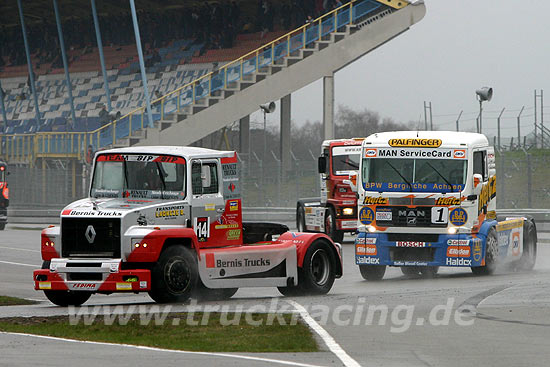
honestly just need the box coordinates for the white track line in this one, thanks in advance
[0,246,40,253]
[0,331,326,367]
[287,300,361,367]
[0,260,38,268]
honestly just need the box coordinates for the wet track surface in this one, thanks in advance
[1,227,550,367]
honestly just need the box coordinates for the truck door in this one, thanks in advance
[190,159,225,246]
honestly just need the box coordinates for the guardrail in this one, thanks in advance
[0,0,394,164]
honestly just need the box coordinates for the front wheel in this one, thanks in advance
[359,265,386,281]
[300,239,336,295]
[471,229,498,276]
[401,266,420,277]
[296,205,306,232]
[325,207,344,243]
[420,266,439,278]
[149,245,198,303]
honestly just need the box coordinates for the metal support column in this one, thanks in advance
[129,0,153,128]
[91,0,112,112]
[423,101,433,130]
[280,94,291,178]
[17,0,41,124]
[455,110,463,132]
[239,115,250,154]
[497,108,505,151]
[0,80,8,127]
[517,106,525,149]
[323,74,334,140]
[53,0,77,126]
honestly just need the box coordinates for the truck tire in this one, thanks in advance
[401,266,420,276]
[300,239,336,294]
[325,207,344,243]
[518,221,537,271]
[359,265,386,281]
[471,228,498,276]
[149,245,198,303]
[41,261,91,307]
[193,279,238,301]
[420,266,439,278]
[277,285,303,297]
[296,205,306,232]
[0,223,5,231]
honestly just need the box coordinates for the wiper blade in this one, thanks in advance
[338,158,359,170]
[386,161,413,192]
[155,161,166,199]
[426,162,455,193]
[123,159,129,193]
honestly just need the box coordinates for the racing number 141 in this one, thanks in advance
[431,207,448,224]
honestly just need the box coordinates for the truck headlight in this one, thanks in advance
[447,227,458,234]
[368,226,377,233]
[343,207,354,216]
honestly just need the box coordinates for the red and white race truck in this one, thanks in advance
[0,160,9,231]
[33,146,342,306]
[296,139,363,242]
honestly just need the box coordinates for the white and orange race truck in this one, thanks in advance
[351,131,537,280]
[296,138,363,242]
[33,146,342,306]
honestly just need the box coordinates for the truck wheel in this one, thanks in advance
[359,265,386,281]
[471,228,498,276]
[296,205,306,232]
[325,207,344,243]
[149,245,198,303]
[277,285,303,297]
[401,266,420,276]
[300,239,336,294]
[41,262,91,306]
[0,223,5,231]
[519,221,537,271]
[420,266,439,278]
[193,279,238,301]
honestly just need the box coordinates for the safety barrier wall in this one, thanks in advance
[0,0,391,163]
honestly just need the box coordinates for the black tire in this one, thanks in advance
[41,261,91,307]
[148,245,198,303]
[419,266,439,278]
[401,266,420,276]
[300,239,336,294]
[0,222,5,231]
[471,228,498,276]
[296,205,306,232]
[325,207,344,243]
[193,279,238,301]
[519,221,537,271]
[277,285,303,297]
[359,265,386,281]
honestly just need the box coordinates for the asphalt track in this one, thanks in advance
[1,226,550,367]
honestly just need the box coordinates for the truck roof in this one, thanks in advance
[98,146,235,160]
[322,138,364,148]
[364,131,489,149]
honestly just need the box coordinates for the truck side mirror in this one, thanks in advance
[472,173,482,195]
[318,156,327,174]
[343,172,358,192]
[201,165,211,188]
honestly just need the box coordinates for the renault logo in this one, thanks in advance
[85,225,96,244]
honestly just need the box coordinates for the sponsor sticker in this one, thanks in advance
[396,241,426,248]
[340,220,357,229]
[356,244,377,256]
[364,148,378,158]
[355,237,377,245]
[435,197,461,206]
[359,207,374,225]
[512,231,521,256]
[449,208,468,226]
[473,240,482,262]
[447,246,471,257]
[453,149,466,159]
[363,196,389,205]
[388,138,442,148]
[139,281,148,289]
[229,200,239,211]
[116,283,132,291]
[376,209,392,221]
[205,203,216,211]
[446,258,472,266]
[356,256,380,265]
[226,229,241,241]
[39,281,52,290]
[447,239,470,246]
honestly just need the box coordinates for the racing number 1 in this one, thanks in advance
[431,207,448,224]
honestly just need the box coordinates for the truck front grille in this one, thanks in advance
[376,206,447,228]
[62,218,121,258]
[390,247,436,263]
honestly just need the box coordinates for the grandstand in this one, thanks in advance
[0,0,425,167]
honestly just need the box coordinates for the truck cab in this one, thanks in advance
[297,139,363,242]
[0,160,8,230]
[354,131,537,280]
[34,146,342,306]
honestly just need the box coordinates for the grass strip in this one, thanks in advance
[0,296,37,306]
[0,313,318,353]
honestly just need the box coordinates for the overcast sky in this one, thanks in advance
[254,0,549,140]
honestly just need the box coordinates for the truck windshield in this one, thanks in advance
[362,158,467,193]
[332,146,361,176]
[91,154,186,199]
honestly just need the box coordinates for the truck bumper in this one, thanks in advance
[33,258,151,292]
[354,232,485,268]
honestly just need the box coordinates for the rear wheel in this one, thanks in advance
[294,239,336,295]
[518,221,537,271]
[359,265,386,281]
[149,245,198,303]
[471,229,498,276]
[41,261,91,306]
[325,207,344,243]
[296,205,306,232]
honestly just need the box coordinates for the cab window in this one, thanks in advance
[473,151,487,181]
[191,162,219,195]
